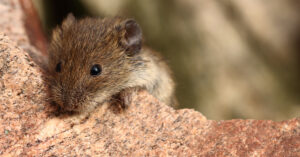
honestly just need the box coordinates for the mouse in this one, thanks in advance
[48,14,175,115]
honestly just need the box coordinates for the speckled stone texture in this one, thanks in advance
[0,0,47,69]
[0,0,299,156]
[0,34,299,157]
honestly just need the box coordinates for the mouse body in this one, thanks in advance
[48,14,175,113]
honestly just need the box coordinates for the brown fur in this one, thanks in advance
[48,14,175,114]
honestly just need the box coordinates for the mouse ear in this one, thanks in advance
[120,19,142,56]
[50,13,75,46]
[62,13,76,30]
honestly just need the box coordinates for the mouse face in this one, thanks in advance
[48,14,143,112]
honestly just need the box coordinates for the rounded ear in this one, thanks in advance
[62,13,76,30]
[51,13,75,44]
[121,19,143,56]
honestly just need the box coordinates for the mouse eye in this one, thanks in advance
[56,62,62,72]
[90,64,102,76]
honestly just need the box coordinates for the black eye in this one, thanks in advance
[56,62,62,72]
[90,64,102,76]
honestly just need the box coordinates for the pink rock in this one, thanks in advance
[0,0,299,156]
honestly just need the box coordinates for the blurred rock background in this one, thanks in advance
[32,0,300,120]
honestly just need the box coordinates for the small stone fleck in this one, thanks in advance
[4,129,9,135]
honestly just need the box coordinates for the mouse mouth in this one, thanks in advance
[62,97,87,112]
[52,97,83,112]
[63,103,79,111]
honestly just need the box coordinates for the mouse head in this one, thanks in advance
[48,14,143,112]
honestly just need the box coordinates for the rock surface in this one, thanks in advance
[0,0,299,156]
[0,0,47,69]
[0,33,299,157]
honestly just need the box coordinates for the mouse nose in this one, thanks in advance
[61,91,82,111]
[63,99,74,111]
[61,94,74,111]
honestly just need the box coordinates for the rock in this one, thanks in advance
[0,33,299,156]
[0,0,299,156]
[0,33,49,156]
[0,0,47,70]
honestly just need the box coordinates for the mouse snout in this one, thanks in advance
[60,90,85,111]
[62,98,76,111]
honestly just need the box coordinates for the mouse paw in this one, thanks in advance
[118,89,133,109]
[111,88,138,112]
